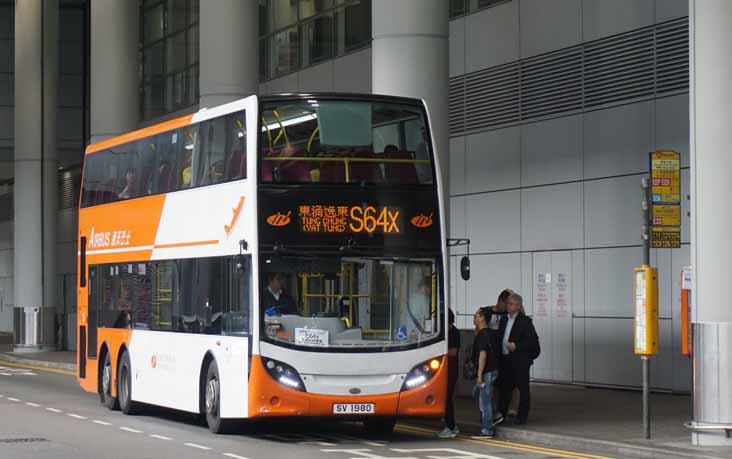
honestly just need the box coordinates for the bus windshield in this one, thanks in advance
[261,256,442,350]
[260,98,434,185]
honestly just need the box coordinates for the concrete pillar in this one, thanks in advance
[371,0,450,204]
[689,0,732,446]
[199,0,259,108]
[90,0,138,143]
[13,0,58,351]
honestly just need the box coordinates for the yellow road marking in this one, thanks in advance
[396,424,616,459]
[0,359,76,377]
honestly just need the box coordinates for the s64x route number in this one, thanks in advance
[349,206,399,233]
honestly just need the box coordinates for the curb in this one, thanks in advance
[447,420,729,459]
[0,353,77,373]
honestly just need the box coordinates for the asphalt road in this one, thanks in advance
[0,363,621,459]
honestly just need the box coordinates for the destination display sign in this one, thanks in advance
[258,189,440,250]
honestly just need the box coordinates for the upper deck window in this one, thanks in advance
[259,99,434,185]
[81,110,246,207]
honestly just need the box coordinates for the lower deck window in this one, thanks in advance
[88,255,251,336]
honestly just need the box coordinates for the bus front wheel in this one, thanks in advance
[204,360,233,434]
[118,351,138,415]
[363,417,396,436]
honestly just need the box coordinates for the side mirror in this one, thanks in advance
[460,256,470,281]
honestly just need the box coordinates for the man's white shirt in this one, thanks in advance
[502,313,518,355]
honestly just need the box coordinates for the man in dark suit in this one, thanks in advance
[262,272,298,315]
[497,292,540,425]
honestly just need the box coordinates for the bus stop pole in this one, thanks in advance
[641,178,651,440]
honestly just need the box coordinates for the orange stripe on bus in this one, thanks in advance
[153,240,219,249]
[85,114,194,155]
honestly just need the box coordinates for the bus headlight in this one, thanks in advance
[263,358,306,392]
[402,357,442,391]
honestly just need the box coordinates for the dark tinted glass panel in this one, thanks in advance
[88,256,251,335]
[81,110,246,207]
[260,99,433,185]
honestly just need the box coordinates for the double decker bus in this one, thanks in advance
[77,93,448,434]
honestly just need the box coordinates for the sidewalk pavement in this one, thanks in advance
[1,351,731,459]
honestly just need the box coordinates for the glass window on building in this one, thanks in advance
[449,0,467,18]
[140,0,200,121]
[259,0,371,80]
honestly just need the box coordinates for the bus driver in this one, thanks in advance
[263,272,298,315]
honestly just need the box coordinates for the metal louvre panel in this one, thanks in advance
[463,62,519,131]
[450,17,690,138]
[521,47,582,119]
[584,28,655,108]
[449,76,466,135]
[656,18,689,94]
[59,173,75,210]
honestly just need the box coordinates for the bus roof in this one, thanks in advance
[84,93,426,156]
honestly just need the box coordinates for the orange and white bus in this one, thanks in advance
[77,93,448,434]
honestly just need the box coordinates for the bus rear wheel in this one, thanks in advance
[118,351,138,415]
[204,360,233,434]
[363,417,396,436]
[100,352,119,410]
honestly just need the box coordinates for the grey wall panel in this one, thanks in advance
[681,168,690,244]
[572,317,586,382]
[652,248,673,319]
[0,161,10,181]
[466,252,522,311]
[0,40,11,72]
[259,82,268,95]
[655,0,688,23]
[651,319,674,390]
[449,136,466,196]
[521,182,583,251]
[0,221,11,249]
[0,6,12,39]
[521,251,533,315]
[334,48,372,94]
[59,74,82,108]
[584,175,643,248]
[57,108,82,142]
[266,73,299,94]
[531,252,552,379]
[519,0,581,59]
[521,115,583,187]
[465,1,519,73]
[56,241,76,275]
[449,196,466,240]
[551,251,573,382]
[0,107,13,140]
[586,318,641,386]
[584,101,654,179]
[572,249,585,317]
[671,245,691,392]
[655,95,690,168]
[0,247,10,277]
[449,17,465,78]
[298,61,334,93]
[0,277,12,331]
[465,126,520,194]
[59,41,82,75]
[466,190,521,253]
[581,0,654,42]
[0,73,12,106]
[57,209,77,244]
[585,247,642,318]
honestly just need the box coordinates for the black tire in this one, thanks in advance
[100,352,119,411]
[117,351,138,415]
[204,360,234,434]
[363,417,397,436]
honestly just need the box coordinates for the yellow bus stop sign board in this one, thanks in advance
[650,151,680,203]
[650,151,681,249]
[651,204,681,226]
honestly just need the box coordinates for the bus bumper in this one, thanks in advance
[248,355,447,419]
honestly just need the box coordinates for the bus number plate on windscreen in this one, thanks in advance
[333,403,375,414]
